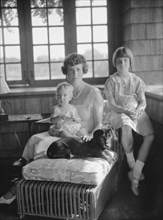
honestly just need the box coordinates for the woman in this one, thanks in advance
[104,46,154,196]
[0,53,104,204]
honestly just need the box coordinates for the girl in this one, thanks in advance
[104,46,154,196]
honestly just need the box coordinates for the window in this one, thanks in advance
[0,0,109,87]
[76,0,109,83]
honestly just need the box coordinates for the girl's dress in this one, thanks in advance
[104,72,154,136]
[22,86,102,161]
[49,104,81,136]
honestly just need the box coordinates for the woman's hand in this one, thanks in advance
[82,134,93,142]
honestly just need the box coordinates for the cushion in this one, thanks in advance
[23,150,117,186]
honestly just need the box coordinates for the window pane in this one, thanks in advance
[94,61,108,77]
[77,26,91,43]
[0,65,5,77]
[6,64,22,80]
[31,0,46,8]
[76,8,91,25]
[48,8,63,26]
[2,9,18,26]
[47,0,63,7]
[93,26,107,42]
[35,63,49,80]
[50,45,65,61]
[33,46,49,62]
[92,0,107,6]
[92,7,107,24]
[31,9,47,26]
[76,0,90,6]
[1,0,17,7]
[77,44,92,60]
[49,27,64,43]
[0,28,2,44]
[51,63,65,79]
[84,61,93,78]
[32,28,48,44]
[4,27,20,44]
[0,47,4,62]
[94,43,108,59]
[5,46,20,62]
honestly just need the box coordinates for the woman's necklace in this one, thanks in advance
[73,83,85,99]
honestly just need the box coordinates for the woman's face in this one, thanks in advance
[116,57,130,73]
[66,64,83,85]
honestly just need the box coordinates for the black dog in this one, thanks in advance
[47,129,108,161]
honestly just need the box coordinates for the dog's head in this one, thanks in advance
[92,129,106,150]
[47,140,71,159]
[103,127,118,149]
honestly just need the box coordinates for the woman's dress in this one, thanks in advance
[22,86,102,161]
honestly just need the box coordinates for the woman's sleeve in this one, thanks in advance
[104,77,115,102]
[72,106,81,123]
[91,88,104,132]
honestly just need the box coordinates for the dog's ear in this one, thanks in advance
[93,129,104,139]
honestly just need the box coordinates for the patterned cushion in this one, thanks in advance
[23,150,117,186]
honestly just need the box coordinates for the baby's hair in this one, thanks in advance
[112,46,133,67]
[56,82,74,99]
[61,52,88,75]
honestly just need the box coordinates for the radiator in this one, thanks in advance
[17,179,98,220]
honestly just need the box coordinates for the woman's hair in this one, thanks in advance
[61,52,88,75]
[112,46,133,67]
[56,82,74,99]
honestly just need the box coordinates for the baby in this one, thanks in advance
[49,82,87,138]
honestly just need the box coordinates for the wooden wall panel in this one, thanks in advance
[24,97,41,114]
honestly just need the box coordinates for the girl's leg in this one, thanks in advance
[130,133,154,196]
[121,125,135,169]
[137,134,154,162]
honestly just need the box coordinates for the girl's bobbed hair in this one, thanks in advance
[61,52,88,75]
[112,46,133,67]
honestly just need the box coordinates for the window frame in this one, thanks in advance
[0,0,112,88]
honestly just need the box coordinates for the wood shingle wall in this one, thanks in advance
[123,0,163,85]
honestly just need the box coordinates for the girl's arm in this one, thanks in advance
[104,79,130,114]
[135,81,146,118]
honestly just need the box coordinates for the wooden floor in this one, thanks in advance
[0,136,162,220]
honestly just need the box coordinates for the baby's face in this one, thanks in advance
[57,88,72,106]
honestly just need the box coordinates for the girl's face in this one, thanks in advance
[57,88,72,107]
[66,64,83,85]
[116,57,130,73]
